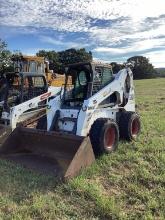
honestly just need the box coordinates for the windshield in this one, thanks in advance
[63,64,92,107]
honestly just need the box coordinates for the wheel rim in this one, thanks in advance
[104,127,116,149]
[131,118,140,138]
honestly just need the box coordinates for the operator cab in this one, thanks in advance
[0,72,47,113]
[62,62,114,108]
[13,56,45,74]
[62,63,92,108]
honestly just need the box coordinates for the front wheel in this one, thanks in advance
[89,118,119,156]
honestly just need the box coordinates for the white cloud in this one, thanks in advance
[1,0,165,32]
[89,16,165,47]
[40,36,89,48]
[0,0,165,66]
[144,50,165,67]
[94,38,165,54]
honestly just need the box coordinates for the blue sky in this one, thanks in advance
[0,0,165,67]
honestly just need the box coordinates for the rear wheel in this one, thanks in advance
[119,111,141,141]
[36,115,47,130]
[89,118,119,156]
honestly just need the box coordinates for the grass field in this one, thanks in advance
[0,78,165,220]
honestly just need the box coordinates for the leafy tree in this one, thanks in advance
[127,56,156,79]
[58,48,92,65]
[36,50,61,73]
[36,48,93,73]
[0,39,12,74]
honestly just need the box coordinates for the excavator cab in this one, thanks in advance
[13,56,45,74]
[11,55,65,87]
[0,72,47,111]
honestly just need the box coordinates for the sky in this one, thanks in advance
[0,0,165,67]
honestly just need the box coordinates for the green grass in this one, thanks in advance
[0,78,165,220]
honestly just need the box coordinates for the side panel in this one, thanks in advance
[76,105,118,136]
[76,67,135,136]
[47,94,61,130]
[10,87,61,130]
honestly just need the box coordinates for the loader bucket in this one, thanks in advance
[0,127,95,180]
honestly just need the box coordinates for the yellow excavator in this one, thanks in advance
[12,55,65,87]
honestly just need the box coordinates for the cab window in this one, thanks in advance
[32,76,45,88]
[92,66,113,95]
[30,61,36,72]
[37,63,44,73]
[102,67,113,86]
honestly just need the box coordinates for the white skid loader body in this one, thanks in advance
[47,62,135,136]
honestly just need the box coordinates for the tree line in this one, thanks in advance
[0,38,163,79]
[36,48,92,73]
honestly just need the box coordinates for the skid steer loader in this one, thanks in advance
[0,62,141,180]
[0,71,61,145]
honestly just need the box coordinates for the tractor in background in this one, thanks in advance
[11,55,65,87]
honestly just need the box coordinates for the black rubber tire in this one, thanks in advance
[89,118,119,156]
[36,115,47,130]
[119,111,141,141]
